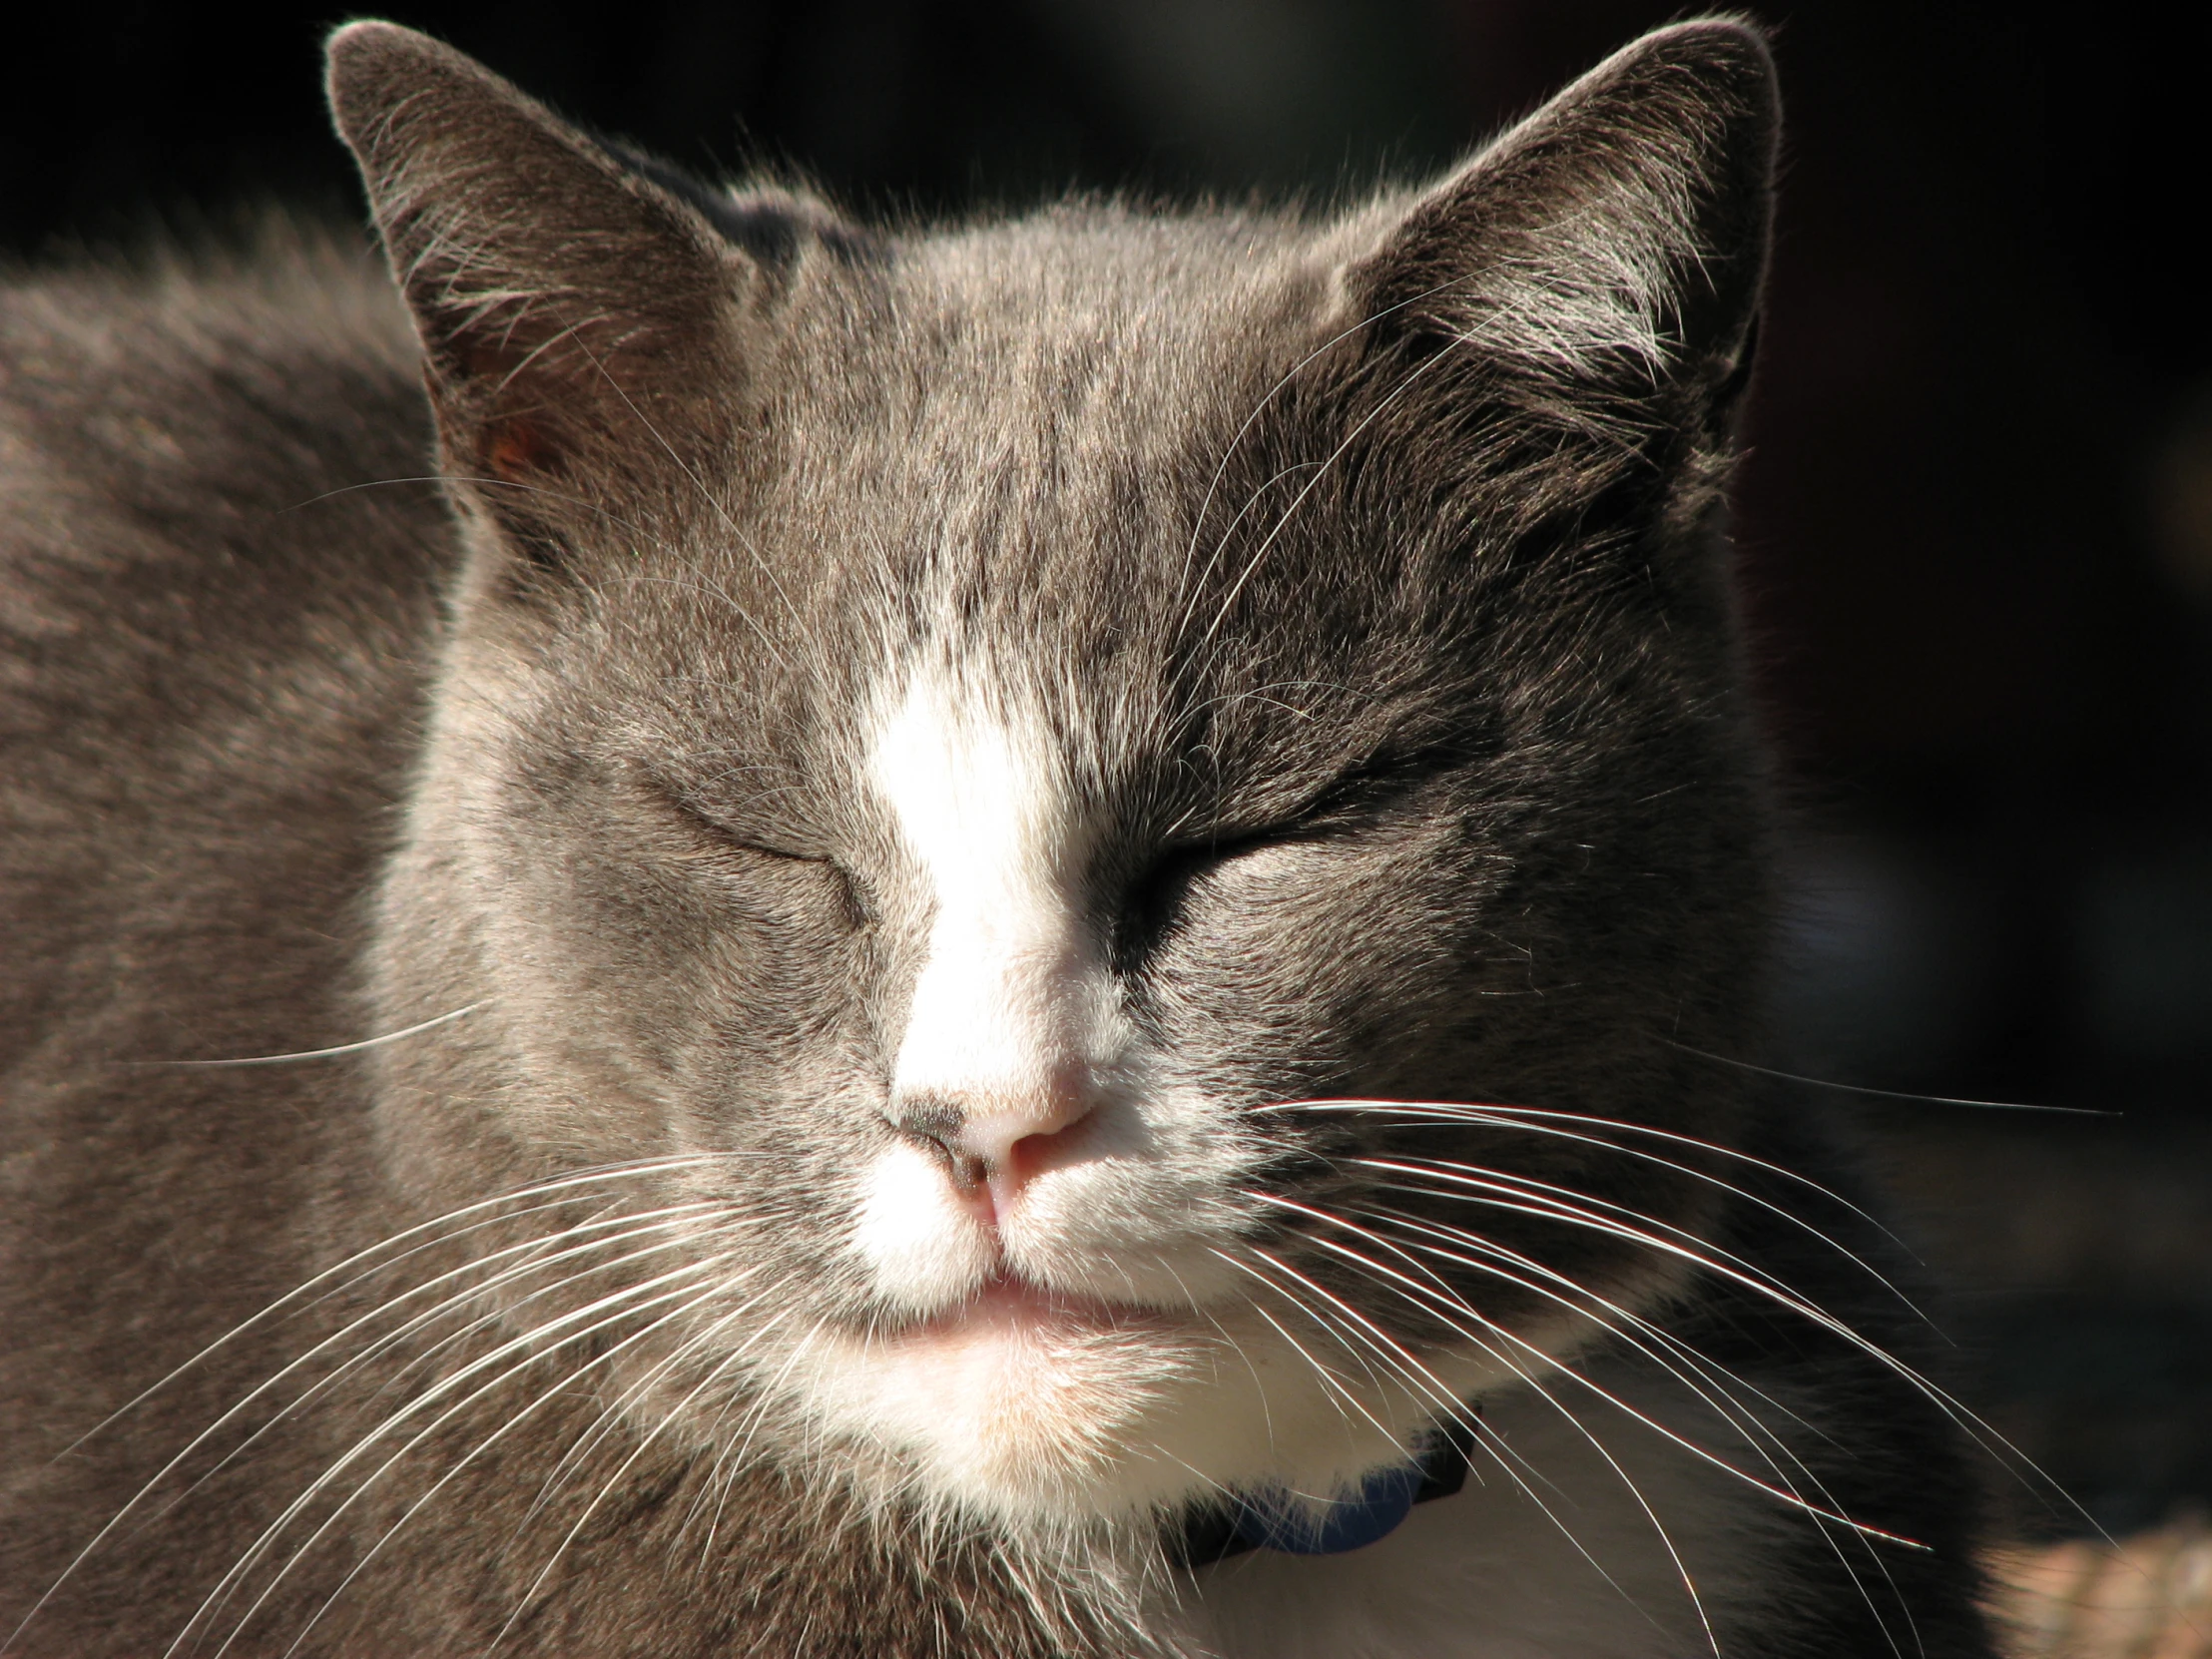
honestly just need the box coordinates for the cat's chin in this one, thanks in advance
[770,1285,1524,1536]
[888,1274,1174,1343]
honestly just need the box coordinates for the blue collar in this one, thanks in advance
[1170,1406,1479,1567]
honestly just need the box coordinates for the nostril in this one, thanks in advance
[891,1099,988,1193]
[1001,1115,1091,1189]
[890,1085,1101,1212]
[893,1098,962,1149]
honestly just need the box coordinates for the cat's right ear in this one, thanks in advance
[326,23,771,569]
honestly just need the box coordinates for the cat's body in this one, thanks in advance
[0,20,1996,1657]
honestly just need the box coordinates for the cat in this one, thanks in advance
[0,16,2000,1658]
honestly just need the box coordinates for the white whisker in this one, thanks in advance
[140,1001,486,1068]
[1245,1209,1726,1653]
[1252,1096,1911,1261]
[180,1256,746,1659]
[15,1169,735,1648]
[1328,1199,1928,1652]
[1349,1163,2086,1530]
[1221,1238,1656,1619]
[276,1274,759,1659]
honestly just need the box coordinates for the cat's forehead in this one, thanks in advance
[652,213,1441,797]
[788,212,1328,467]
[747,214,1351,626]
[906,211,1317,348]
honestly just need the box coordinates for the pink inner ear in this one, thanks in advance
[481,413,563,481]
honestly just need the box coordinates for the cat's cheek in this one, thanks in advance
[993,1118,1258,1305]
[849,1138,997,1313]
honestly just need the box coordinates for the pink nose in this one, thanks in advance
[893,1076,1098,1224]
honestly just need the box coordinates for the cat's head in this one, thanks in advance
[330,19,1779,1541]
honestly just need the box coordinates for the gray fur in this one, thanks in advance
[0,19,1996,1657]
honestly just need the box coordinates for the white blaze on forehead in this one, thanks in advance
[866,664,1121,1114]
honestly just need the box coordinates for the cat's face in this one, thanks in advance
[336,22,1778,1535]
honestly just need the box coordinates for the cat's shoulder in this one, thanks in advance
[0,225,450,966]
[0,224,451,763]
[1,223,446,617]
[2,224,426,494]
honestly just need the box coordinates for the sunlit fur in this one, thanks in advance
[0,16,2004,1659]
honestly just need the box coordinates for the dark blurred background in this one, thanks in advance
[7,0,2208,1540]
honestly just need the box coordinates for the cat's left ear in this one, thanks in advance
[1338,18,1778,431]
[326,23,798,565]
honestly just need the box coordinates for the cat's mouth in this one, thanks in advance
[884,1271,1181,1345]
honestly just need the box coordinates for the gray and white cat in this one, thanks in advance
[0,17,1998,1657]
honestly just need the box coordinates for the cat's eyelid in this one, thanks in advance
[721,836,829,867]
[1161,822,1317,864]
[689,819,827,869]
[649,779,828,867]
[1174,742,1464,857]
[665,795,872,922]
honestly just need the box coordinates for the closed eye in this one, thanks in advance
[1117,758,1453,957]
[649,784,871,925]
[1120,829,1287,953]
[1120,739,1466,929]
[656,788,816,865]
